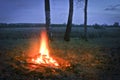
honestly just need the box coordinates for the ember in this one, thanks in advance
[31,29,59,67]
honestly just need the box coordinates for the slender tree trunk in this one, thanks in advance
[45,0,51,40]
[64,0,73,41]
[84,0,88,41]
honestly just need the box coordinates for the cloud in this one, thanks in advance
[104,4,120,11]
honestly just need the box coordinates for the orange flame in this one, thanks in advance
[31,29,59,67]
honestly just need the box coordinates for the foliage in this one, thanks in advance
[0,23,120,28]
[113,22,119,27]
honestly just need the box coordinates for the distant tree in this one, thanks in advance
[64,0,73,41]
[113,22,119,27]
[93,23,100,29]
[44,0,51,40]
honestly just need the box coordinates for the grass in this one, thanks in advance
[0,27,120,39]
[0,27,120,80]
[0,38,120,80]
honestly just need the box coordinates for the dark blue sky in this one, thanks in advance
[0,0,120,25]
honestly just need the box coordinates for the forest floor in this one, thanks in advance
[0,27,120,80]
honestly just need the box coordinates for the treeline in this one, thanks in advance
[0,23,119,28]
[0,23,45,28]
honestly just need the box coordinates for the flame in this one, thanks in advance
[31,29,59,67]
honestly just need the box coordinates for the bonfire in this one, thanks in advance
[30,29,59,67]
[26,29,70,68]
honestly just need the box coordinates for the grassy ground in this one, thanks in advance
[0,27,120,80]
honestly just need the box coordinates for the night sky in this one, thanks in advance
[0,0,120,25]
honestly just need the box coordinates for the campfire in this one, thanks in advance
[30,29,59,67]
[23,28,71,69]
[10,28,71,77]
[30,30,59,67]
